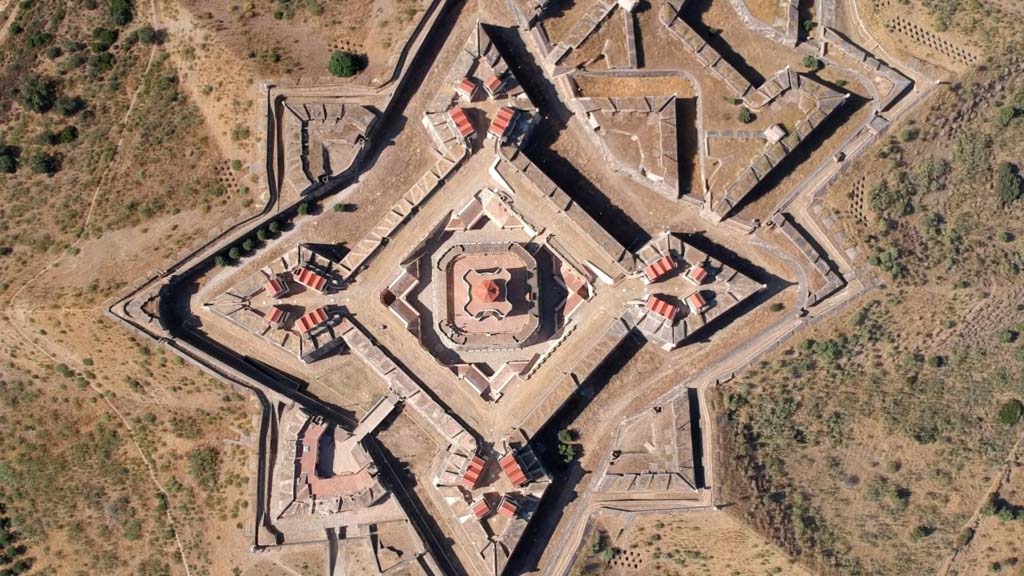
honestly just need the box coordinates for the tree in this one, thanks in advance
[109,0,134,26]
[214,254,228,267]
[91,27,118,52]
[997,162,1022,207]
[801,55,822,71]
[999,330,1018,343]
[137,25,162,45]
[55,95,86,116]
[328,50,363,78]
[998,399,1023,425]
[738,107,754,124]
[268,221,281,234]
[18,75,57,113]
[29,153,59,175]
[257,228,269,242]
[227,246,241,261]
[58,125,78,144]
[297,201,312,216]
[241,238,254,252]
[0,145,20,174]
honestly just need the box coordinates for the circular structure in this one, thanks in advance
[471,278,505,305]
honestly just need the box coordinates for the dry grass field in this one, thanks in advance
[713,3,1024,575]
[571,511,811,576]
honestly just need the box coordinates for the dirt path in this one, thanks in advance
[1,2,195,574]
[938,431,1024,576]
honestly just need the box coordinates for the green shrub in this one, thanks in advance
[801,55,822,71]
[18,75,57,113]
[214,254,228,267]
[55,95,86,116]
[999,330,1017,343]
[91,27,118,52]
[769,302,785,312]
[998,105,1018,127]
[738,107,754,124]
[997,162,1022,207]
[997,399,1023,425]
[137,25,161,45]
[29,152,60,175]
[333,202,357,212]
[297,201,311,216]
[901,127,920,142]
[109,0,133,26]
[328,50,363,78]
[187,446,220,491]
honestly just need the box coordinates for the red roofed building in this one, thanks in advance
[294,267,328,292]
[266,305,287,328]
[471,497,492,519]
[266,275,289,298]
[456,77,478,102]
[686,292,708,315]
[461,455,486,490]
[499,453,528,487]
[498,495,518,518]
[449,107,474,139]
[483,74,505,98]
[646,295,678,321]
[685,265,708,285]
[296,307,329,334]
[488,106,517,140]
[643,255,676,283]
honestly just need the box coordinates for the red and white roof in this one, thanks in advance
[685,265,708,284]
[471,497,491,519]
[499,453,528,487]
[266,305,286,325]
[484,74,504,96]
[643,255,676,283]
[498,496,518,518]
[296,307,329,334]
[449,107,474,138]
[266,276,289,298]
[294,267,328,292]
[488,106,516,139]
[456,77,476,99]
[461,455,486,490]
[686,292,707,315]
[646,295,678,321]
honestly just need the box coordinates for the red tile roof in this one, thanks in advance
[471,497,491,519]
[498,496,518,518]
[294,267,328,292]
[457,77,476,97]
[686,265,708,284]
[266,305,286,325]
[266,277,288,298]
[449,107,474,138]
[499,453,528,487]
[296,307,329,334]
[643,255,676,282]
[646,295,678,321]
[488,106,516,139]
[461,455,486,490]
[686,292,707,314]
[484,74,504,96]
